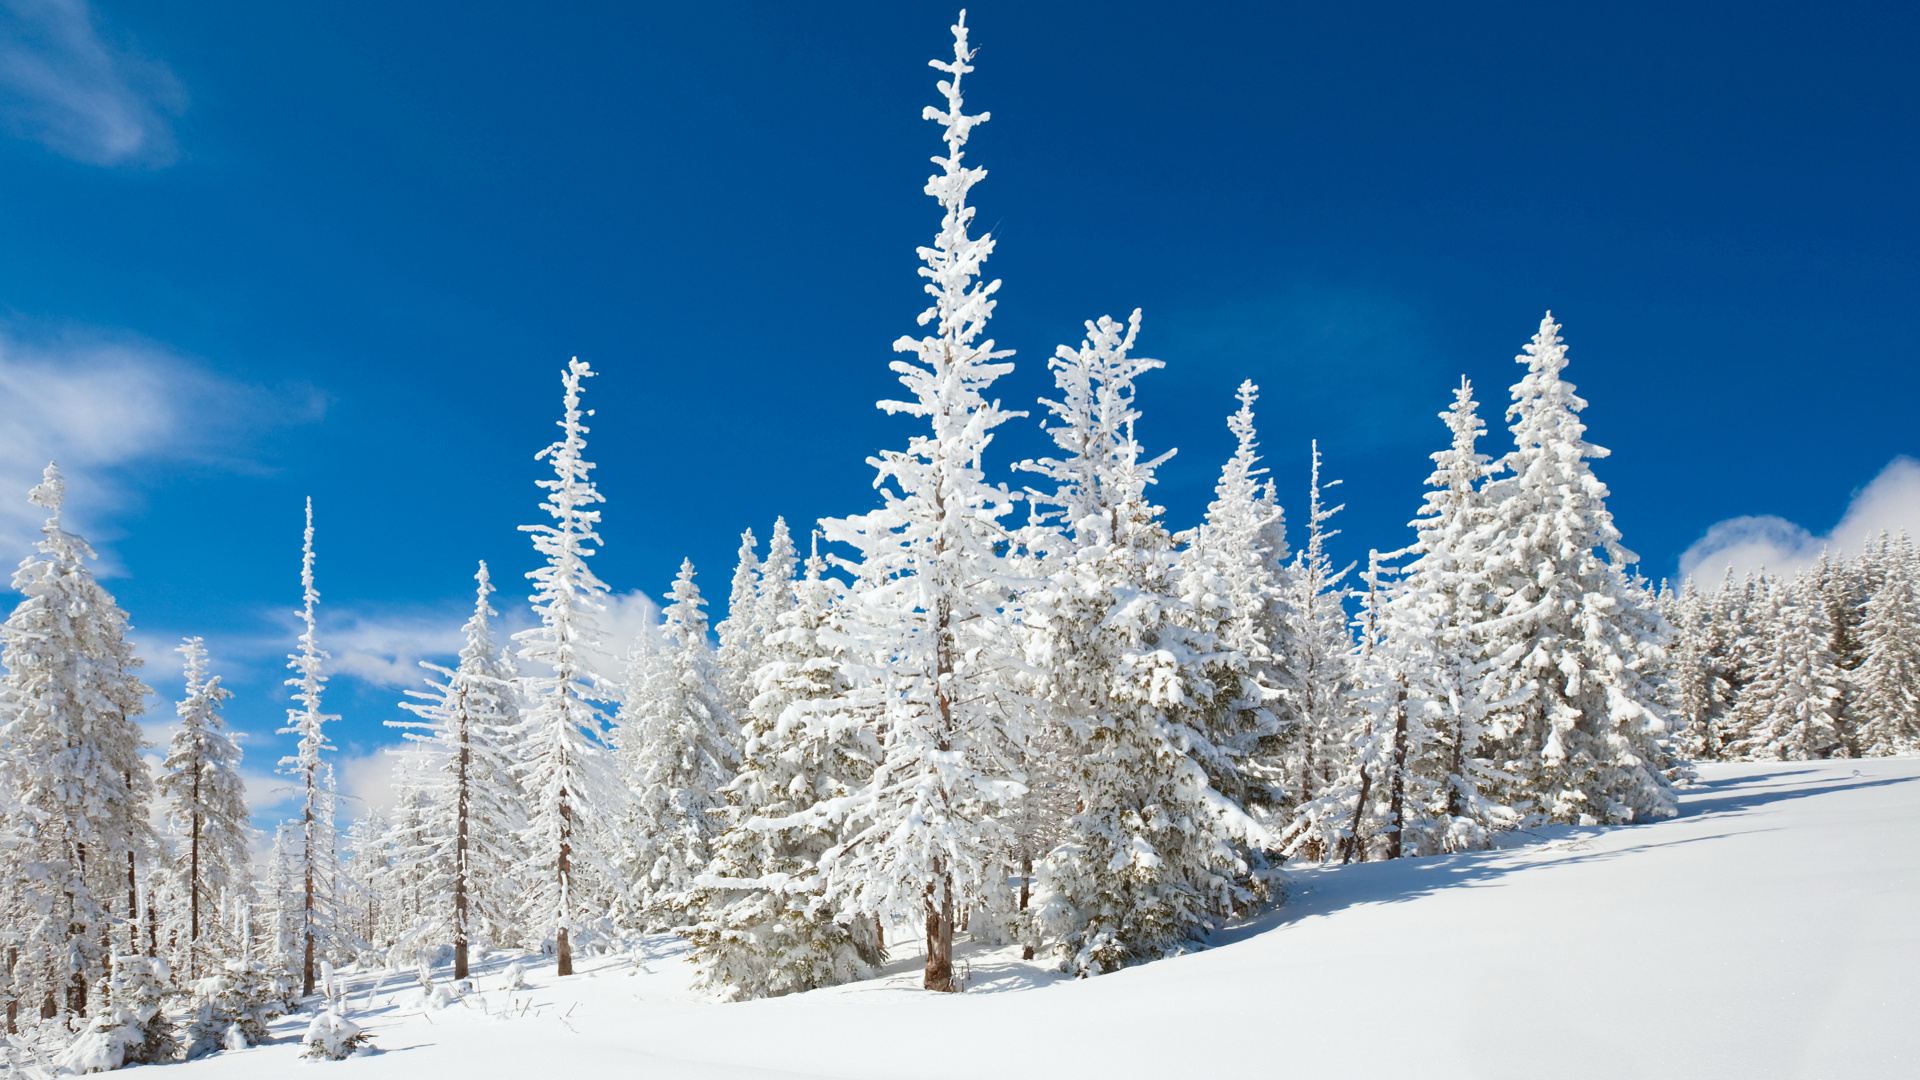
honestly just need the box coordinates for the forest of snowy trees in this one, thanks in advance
[0,11,1916,1070]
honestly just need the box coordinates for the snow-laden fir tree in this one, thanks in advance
[277,497,340,997]
[757,518,800,644]
[157,638,249,980]
[1376,379,1513,851]
[615,559,738,925]
[1020,311,1267,976]
[389,562,527,979]
[1853,533,1919,755]
[812,12,1028,992]
[683,537,882,1000]
[713,528,762,717]
[0,463,153,1021]
[1293,382,1516,859]
[514,358,626,977]
[1727,574,1846,760]
[1275,442,1358,855]
[1475,314,1675,824]
[1666,574,1739,760]
[1174,380,1289,817]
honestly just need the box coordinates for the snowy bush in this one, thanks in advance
[301,1009,373,1060]
[183,961,296,1059]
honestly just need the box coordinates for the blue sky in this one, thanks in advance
[1,0,1915,823]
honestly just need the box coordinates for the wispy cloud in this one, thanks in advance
[1680,456,1920,583]
[0,0,184,167]
[0,322,325,568]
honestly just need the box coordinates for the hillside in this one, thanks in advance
[166,758,1918,1080]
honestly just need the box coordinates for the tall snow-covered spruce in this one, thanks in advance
[1020,313,1268,976]
[0,463,152,1021]
[390,562,526,979]
[813,10,1026,993]
[278,497,340,997]
[683,535,881,999]
[157,638,249,980]
[1476,314,1675,825]
[514,358,625,977]
[615,559,738,925]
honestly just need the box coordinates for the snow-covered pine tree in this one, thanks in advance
[1729,574,1847,760]
[683,536,882,999]
[1019,311,1266,975]
[813,12,1027,992]
[1298,381,1517,859]
[1668,578,1729,760]
[277,497,340,997]
[614,559,738,925]
[0,463,153,1021]
[157,638,250,980]
[514,358,625,977]
[1813,551,1869,755]
[338,812,392,953]
[757,517,800,644]
[713,528,761,717]
[1275,442,1358,855]
[1475,314,1675,825]
[389,562,527,979]
[1174,380,1288,816]
[1853,533,1920,755]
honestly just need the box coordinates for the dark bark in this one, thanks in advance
[1341,764,1373,865]
[556,783,573,978]
[454,688,471,981]
[1019,853,1034,961]
[923,872,955,993]
[304,768,317,997]
[1385,679,1410,861]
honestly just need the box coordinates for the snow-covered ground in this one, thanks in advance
[182,758,1918,1079]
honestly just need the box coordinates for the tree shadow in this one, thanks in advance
[1679,769,1919,819]
[1202,771,1918,947]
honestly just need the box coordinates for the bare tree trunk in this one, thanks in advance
[1020,852,1034,961]
[1446,696,1465,820]
[921,586,961,994]
[923,872,955,993]
[1385,679,1410,860]
[6,947,16,1034]
[1341,764,1372,865]
[189,770,203,977]
[555,788,572,978]
[126,848,138,956]
[454,688,472,981]
[303,769,317,997]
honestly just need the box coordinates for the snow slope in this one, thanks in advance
[182,759,1919,1079]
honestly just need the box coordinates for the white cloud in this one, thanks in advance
[0,324,324,569]
[0,0,184,166]
[1680,456,1920,583]
[333,748,399,823]
[323,609,468,689]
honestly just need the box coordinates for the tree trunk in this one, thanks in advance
[304,770,317,997]
[1446,692,1465,820]
[189,771,202,977]
[1341,764,1373,865]
[454,688,471,981]
[127,848,139,955]
[923,872,955,993]
[1019,852,1034,960]
[6,947,16,1034]
[556,788,573,978]
[1385,678,1410,860]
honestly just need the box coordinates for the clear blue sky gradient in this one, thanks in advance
[0,2,1914,816]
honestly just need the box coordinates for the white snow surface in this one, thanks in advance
[179,759,1917,1079]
